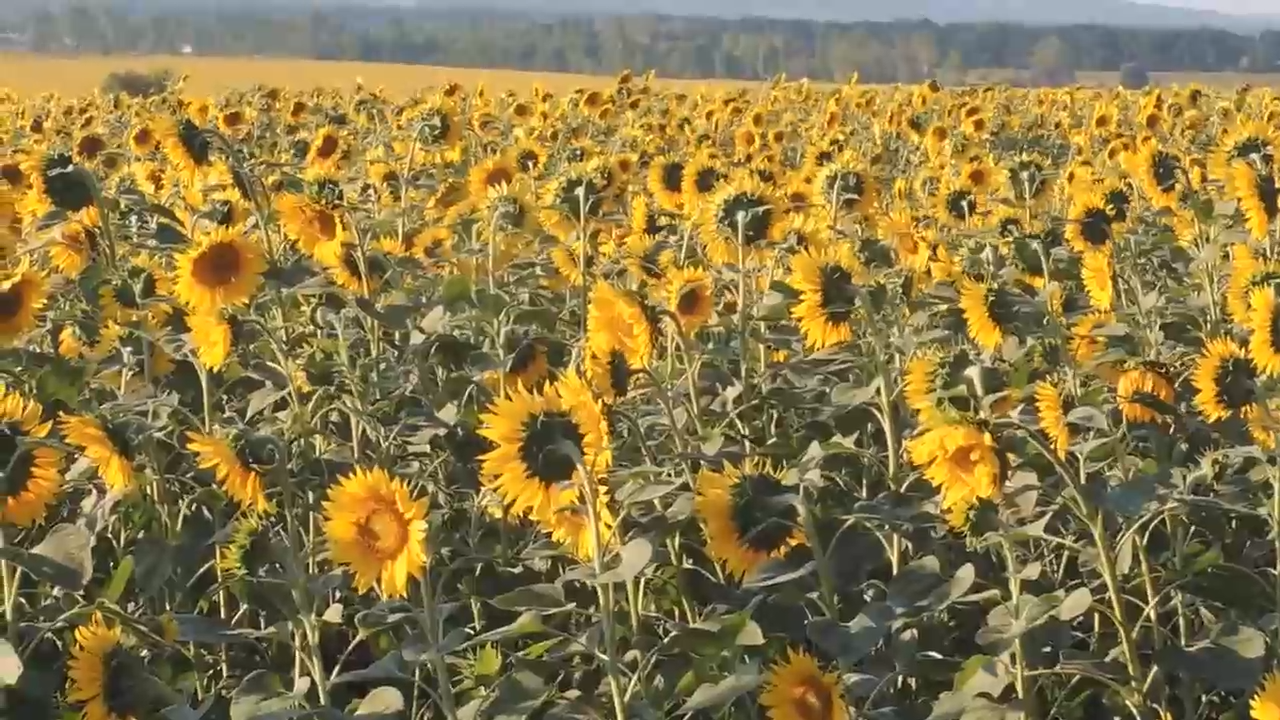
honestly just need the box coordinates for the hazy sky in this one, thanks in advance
[1146,0,1279,13]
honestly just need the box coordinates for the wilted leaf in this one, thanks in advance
[354,686,405,717]
[0,639,22,687]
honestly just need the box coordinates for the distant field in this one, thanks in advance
[2,52,1278,97]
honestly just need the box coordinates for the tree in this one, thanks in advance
[1028,34,1076,87]
[1119,62,1150,89]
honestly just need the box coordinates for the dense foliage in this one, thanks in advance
[7,72,1280,720]
[8,6,1280,82]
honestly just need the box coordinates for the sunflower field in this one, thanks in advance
[7,70,1280,720]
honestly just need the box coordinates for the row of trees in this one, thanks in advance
[9,5,1280,83]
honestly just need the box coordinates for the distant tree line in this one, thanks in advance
[10,4,1280,83]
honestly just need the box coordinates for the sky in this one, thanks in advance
[1145,0,1279,13]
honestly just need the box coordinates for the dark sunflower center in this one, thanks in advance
[1233,137,1274,170]
[490,196,527,232]
[639,242,667,279]
[0,281,26,321]
[608,350,631,399]
[484,166,514,188]
[677,286,704,317]
[132,128,153,147]
[102,646,149,719]
[788,676,835,720]
[661,162,685,193]
[815,149,835,166]
[987,288,1017,328]
[221,111,244,127]
[193,242,243,288]
[103,422,135,461]
[417,111,453,145]
[945,190,977,222]
[818,264,858,324]
[641,212,665,237]
[823,170,867,212]
[1151,152,1181,193]
[314,134,339,161]
[178,120,211,167]
[508,342,545,376]
[693,167,722,194]
[1257,174,1280,220]
[728,472,797,555]
[1216,356,1257,411]
[77,135,106,160]
[517,150,541,173]
[716,192,774,246]
[41,153,94,212]
[0,424,34,499]
[566,147,587,164]
[557,177,601,219]
[518,411,586,487]
[1106,188,1131,223]
[0,163,24,187]
[1080,207,1113,247]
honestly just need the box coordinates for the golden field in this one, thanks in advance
[7,63,1280,720]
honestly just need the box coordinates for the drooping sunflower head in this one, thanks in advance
[67,613,151,720]
[694,458,806,580]
[812,156,878,218]
[1115,364,1176,425]
[788,242,864,351]
[39,152,95,213]
[1080,248,1115,312]
[936,179,982,228]
[623,233,675,288]
[1066,188,1117,254]
[1231,161,1280,241]
[161,117,213,184]
[1193,337,1260,424]
[481,180,540,236]
[699,172,785,266]
[1034,380,1074,459]
[1006,154,1051,208]
[957,277,1015,353]
[906,422,1003,524]
[59,414,138,493]
[0,386,62,528]
[0,260,48,345]
[759,647,848,720]
[322,466,429,598]
[305,125,344,171]
[666,265,714,336]
[186,430,272,515]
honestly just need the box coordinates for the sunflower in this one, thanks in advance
[681,152,726,212]
[186,311,233,370]
[698,172,786,266]
[1080,249,1114,311]
[159,117,213,187]
[186,431,272,514]
[585,282,654,402]
[0,386,62,527]
[539,163,609,241]
[811,155,878,218]
[1066,188,1118,254]
[759,648,848,720]
[276,193,346,257]
[67,613,147,720]
[1209,119,1278,190]
[128,124,158,154]
[22,152,95,220]
[1124,140,1184,209]
[59,414,135,493]
[623,233,675,288]
[628,194,672,239]
[935,178,984,228]
[648,156,687,212]
[1232,162,1280,241]
[788,242,864,351]
[480,180,540,237]
[305,126,344,173]
[48,206,101,276]
[1250,670,1280,720]
[0,260,48,345]
[477,369,612,523]
[511,138,547,175]
[322,466,429,598]
[906,423,1002,526]
[1034,381,1072,459]
[694,457,806,580]
[1115,365,1175,424]
[498,337,554,392]
[666,265,714,335]
[878,206,932,275]
[172,227,266,315]
[1248,286,1280,377]
[958,277,1014,353]
[468,155,519,200]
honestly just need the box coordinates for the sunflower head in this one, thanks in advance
[694,458,805,580]
[67,613,152,720]
[40,153,95,213]
[759,648,848,720]
[323,466,429,598]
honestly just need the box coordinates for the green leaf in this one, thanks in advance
[480,668,546,720]
[462,611,544,649]
[331,651,410,685]
[676,667,761,714]
[0,523,93,591]
[169,614,266,644]
[594,538,652,584]
[440,274,474,306]
[0,639,22,687]
[354,687,405,718]
[1056,587,1092,622]
[229,671,300,720]
[490,584,566,611]
[103,554,134,604]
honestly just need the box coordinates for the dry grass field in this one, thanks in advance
[4,52,1280,97]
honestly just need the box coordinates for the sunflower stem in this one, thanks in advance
[1271,469,1280,647]
[735,220,750,396]
[420,570,459,720]
[582,466,628,720]
[799,486,840,623]
[998,537,1032,711]
[0,532,14,646]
